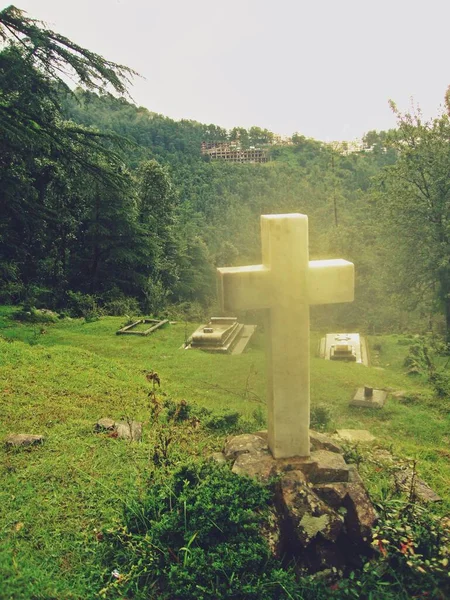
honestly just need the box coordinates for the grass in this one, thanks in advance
[0,306,449,598]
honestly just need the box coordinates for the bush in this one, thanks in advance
[65,291,101,320]
[369,499,450,599]
[103,296,140,317]
[0,281,25,304]
[11,306,58,323]
[165,301,210,322]
[204,410,241,433]
[310,403,332,430]
[100,461,300,599]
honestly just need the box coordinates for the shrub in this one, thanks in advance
[103,296,140,316]
[166,301,209,322]
[204,409,241,433]
[99,461,300,599]
[11,306,58,323]
[65,291,100,319]
[310,403,332,430]
[369,499,450,598]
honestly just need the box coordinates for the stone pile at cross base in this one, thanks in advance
[219,431,377,571]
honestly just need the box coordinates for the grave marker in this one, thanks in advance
[218,214,354,458]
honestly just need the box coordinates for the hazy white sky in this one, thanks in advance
[14,0,450,141]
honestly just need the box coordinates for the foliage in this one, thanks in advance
[403,335,450,397]
[103,294,141,317]
[99,461,298,600]
[310,403,332,431]
[377,104,450,341]
[11,305,58,323]
[370,499,450,598]
[66,291,100,319]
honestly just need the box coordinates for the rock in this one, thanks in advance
[391,390,408,399]
[313,482,349,508]
[232,451,276,481]
[261,507,282,559]
[394,468,442,502]
[372,449,394,463]
[228,432,378,572]
[115,421,142,441]
[299,450,350,483]
[5,434,44,448]
[211,452,227,464]
[343,479,378,544]
[223,433,268,461]
[310,431,343,454]
[348,465,364,484]
[277,470,344,547]
[335,429,376,443]
[94,418,115,432]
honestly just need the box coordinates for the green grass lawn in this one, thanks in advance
[0,306,449,598]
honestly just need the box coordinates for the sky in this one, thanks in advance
[13,0,450,141]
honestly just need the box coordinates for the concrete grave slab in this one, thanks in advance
[350,386,387,408]
[395,468,442,502]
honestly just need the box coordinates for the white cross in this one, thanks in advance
[218,214,354,458]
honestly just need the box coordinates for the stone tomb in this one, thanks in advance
[186,317,256,354]
[320,333,369,366]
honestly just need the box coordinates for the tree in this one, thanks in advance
[378,103,450,342]
[0,6,135,185]
[0,5,137,306]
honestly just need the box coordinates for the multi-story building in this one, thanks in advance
[201,141,269,163]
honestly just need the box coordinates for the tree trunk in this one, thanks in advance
[446,296,450,348]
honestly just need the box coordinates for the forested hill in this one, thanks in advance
[1,70,445,335]
[59,90,404,330]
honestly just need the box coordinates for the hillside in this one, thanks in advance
[1,308,449,598]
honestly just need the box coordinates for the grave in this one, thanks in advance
[350,385,387,408]
[319,332,369,366]
[185,317,256,354]
[218,213,354,458]
[216,214,379,570]
[116,318,168,336]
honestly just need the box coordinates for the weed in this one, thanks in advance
[151,428,173,467]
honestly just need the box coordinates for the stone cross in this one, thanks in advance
[217,214,354,459]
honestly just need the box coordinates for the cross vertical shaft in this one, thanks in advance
[262,215,311,457]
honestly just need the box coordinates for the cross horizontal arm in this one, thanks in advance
[218,265,271,312]
[307,259,354,305]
